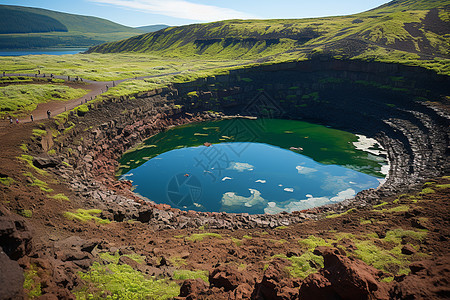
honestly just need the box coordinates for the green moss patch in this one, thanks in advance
[76,262,179,300]
[173,270,208,283]
[0,176,15,186]
[23,265,42,299]
[326,208,356,219]
[272,252,324,279]
[47,193,69,201]
[63,209,110,224]
[18,155,47,175]
[186,232,222,242]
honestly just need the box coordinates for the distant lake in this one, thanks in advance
[0,48,88,56]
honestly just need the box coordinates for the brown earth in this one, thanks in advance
[0,110,449,299]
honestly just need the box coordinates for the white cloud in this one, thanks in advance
[221,189,266,208]
[222,177,232,181]
[296,165,317,175]
[283,187,294,192]
[89,0,256,22]
[255,179,266,184]
[227,162,254,172]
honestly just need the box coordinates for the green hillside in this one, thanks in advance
[0,5,142,49]
[87,0,450,62]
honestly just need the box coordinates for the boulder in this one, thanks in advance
[32,154,61,168]
[0,216,32,260]
[299,247,390,300]
[179,278,208,297]
[0,249,24,300]
[209,265,248,292]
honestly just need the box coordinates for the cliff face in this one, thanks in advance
[41,58,449,227]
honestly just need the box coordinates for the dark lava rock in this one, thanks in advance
[0,249,24,299]
[32,154,61,168]
[0,216,32,260]
[299,247,390,300]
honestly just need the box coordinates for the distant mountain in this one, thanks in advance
[87,0,450,61]
[136,25,170,33]
[0,5,142,49]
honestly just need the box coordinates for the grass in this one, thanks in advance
[186,232,222,242]
[420,187,435,195]
[354,240,410,274]
[272,252,324,279]
[373,205,410,213]
[30,178,53,193]
[76,262,179,300]
[0,53,251,81]
[0,176,15,186]
[23,265,42,299]
[18,154,47,175]
[32,129,47,137]
[373,202,388,208]
[168,256,187,267]
[326,208,356,219]
[63,209,110,224]
[0,84,88,117]
[298,235,332,250]
[47,193,70,201]
[99,252,146,264]
[435,184,450,189]
[18,209,33,218]
[172,270,209,283]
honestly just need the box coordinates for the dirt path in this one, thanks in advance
[2,72,181,124]
[1,60,257,125]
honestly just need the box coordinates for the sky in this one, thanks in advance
[0,0,391,27]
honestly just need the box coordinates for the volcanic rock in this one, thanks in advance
[299,247,390,300]
[0,249,24,300]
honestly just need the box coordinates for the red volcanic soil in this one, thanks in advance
[0,113,449,299]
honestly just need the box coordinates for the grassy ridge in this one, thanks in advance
[87,0,450,62]
[0,5,142,49]
[0,7,67,34]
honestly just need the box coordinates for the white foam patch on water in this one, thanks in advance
[264,188,357,214]
[222,177,232,181]
[330,188,356,202]
[227,162,254,172]
[305,194,313,198]
[296,165,317,175]
[255,179,266,183]
[284,188,294,192]
[221,188,266,208]
[119,173,134,181]
[353,134,387,156]
[264,196,330,214]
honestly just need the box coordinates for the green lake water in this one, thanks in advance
[118,119,388,214]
